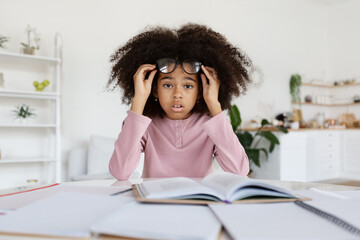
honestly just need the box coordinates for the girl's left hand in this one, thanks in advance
[201,65,222,116]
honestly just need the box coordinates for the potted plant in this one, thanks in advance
[289,74,304,127]
[20,25,40,55]
[0,35,9,49]
[289,74,302,103]
[12,104,36,123]
[229,105,288,173]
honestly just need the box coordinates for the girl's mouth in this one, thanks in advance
[171,104,184,112]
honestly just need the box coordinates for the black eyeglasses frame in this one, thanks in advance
[156,58,202,75]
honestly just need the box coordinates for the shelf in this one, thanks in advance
[293,102,360,107]
[302,82,360,88]
[0,34,62,188]
[0,89,59,99]
[0,158,57,164]
[0,51,61,64]
[0,124,57,128]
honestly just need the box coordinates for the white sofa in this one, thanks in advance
[67,135,143,181]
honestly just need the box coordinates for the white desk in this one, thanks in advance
[0,178,359,240]
[1,177,358,196]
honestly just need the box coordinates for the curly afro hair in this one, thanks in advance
[108,23,252,118]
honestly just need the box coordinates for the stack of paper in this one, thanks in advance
[0,191,221,240]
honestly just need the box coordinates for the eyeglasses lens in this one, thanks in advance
[182,61,201,74]
[157,58,176,74]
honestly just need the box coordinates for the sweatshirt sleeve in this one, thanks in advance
[109,110,152,180]
[202,112,250,176]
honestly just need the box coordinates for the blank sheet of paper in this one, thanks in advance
[0,192,133,238]
[92,202,221,240]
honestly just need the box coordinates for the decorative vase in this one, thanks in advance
[0,72,4,88]
[18,118,30,124]
[21,47,35,55]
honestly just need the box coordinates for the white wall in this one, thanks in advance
[0,0,357,182]
[328,0,360,80]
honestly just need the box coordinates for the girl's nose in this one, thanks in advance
[173,87,183,99]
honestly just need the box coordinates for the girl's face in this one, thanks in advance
[153,65,200,120]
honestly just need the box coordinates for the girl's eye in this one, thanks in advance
[163,83,172,88]
[184,85,193,89]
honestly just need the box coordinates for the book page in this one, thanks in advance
[137,177,225,201]
[202,172,295,201]
[202,172,248,197]
[92,201,221,240]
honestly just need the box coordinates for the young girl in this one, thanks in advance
[108,23,252,180]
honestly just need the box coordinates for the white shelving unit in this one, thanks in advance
[0,34,62,189]
[295,82,360,124]
[300,82,360,106]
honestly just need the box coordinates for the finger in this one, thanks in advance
[147,69,158,84]
[135,64,156,76]
[201,65,215,84]
[140,64,156,75]
[204,66,215,73]
[204,66,219,81]
[201,73,208,88]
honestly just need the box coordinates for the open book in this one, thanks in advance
[134,172,305,204]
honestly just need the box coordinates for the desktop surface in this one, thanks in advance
[0,177,359,240]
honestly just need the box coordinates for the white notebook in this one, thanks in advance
[209,199,360,239]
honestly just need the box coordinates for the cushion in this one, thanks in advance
[87,135,116,175]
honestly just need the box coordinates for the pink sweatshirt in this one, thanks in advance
[109,110,249,180]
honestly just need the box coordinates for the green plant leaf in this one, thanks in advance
[290,74,302,103]
[261,119,270,127]
[12,104,35,119]
[236,131,253,148]
[258,131,280,145]
[276,126,288,133]
[245,148,260,167]
[259,148,268,160]
[230,105,241,131]
[229,104,289,171]
[269,142,275,153]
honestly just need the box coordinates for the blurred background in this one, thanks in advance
[0,0,359,188]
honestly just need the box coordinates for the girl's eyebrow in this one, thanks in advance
[184,77,196,82]
[159,76,196,82]
[159,76,173,81]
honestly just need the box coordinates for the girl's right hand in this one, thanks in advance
[131,64,157,114]
[133,64,157,100]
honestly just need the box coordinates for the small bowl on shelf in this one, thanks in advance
[353,95,360,103]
